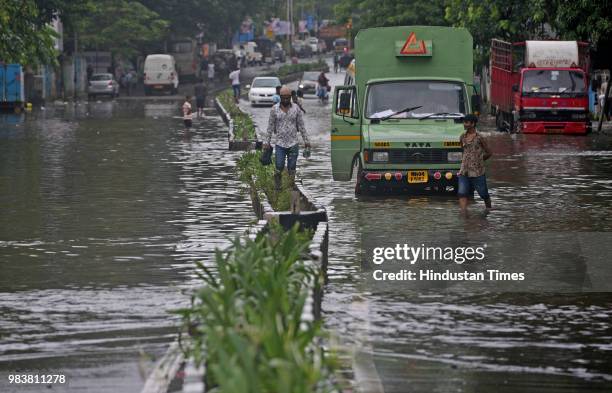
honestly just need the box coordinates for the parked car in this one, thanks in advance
[143,54,179,95]
[274,42,286,63]
[87,73,120,99]
[298,71,319,95]
[292,40,312,58]
[308,37,319,54]
[247,76,281,106]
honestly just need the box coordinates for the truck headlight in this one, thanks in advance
[447,152,463,162]
[372,151,389,162]
[299,84,304,89]
[571,113,587,120]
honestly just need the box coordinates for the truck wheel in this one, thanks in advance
[354,158,365,196]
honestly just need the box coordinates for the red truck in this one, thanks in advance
[490,39,590,134]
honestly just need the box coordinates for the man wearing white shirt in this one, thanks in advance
[229,67,241,104]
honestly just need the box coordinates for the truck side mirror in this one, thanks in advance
[512,84,519,92]
[471,94,481,113]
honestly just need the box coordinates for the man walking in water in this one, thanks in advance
[264,86,311,190]
[458,114,492,214]
[194,78,207,119]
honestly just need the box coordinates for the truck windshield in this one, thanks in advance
[522,70,586,95]
[366,81,466,119]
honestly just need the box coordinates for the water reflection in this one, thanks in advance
[0,101,255,392]
[243,69,612,390]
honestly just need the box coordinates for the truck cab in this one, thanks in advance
[491,40,590,134]
[331,26,477,194]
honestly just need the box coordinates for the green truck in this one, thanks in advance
[331,26,479,194]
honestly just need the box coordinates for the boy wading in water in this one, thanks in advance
[182,96,193,129]
[458,114,492,214]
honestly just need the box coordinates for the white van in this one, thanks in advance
[143,54,179,95]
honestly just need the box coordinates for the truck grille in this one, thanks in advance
[388,148,460,164]
[520,110,586,122]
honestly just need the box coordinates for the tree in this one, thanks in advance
[0,0,60,65]
[334,0,447,35]
[551,0,612,68]
[444,0,550,66]
[71,0,169,59]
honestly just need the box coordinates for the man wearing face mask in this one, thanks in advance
[265,86,311,190]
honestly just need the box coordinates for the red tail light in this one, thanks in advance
[169,72,175,80]
[365,173,382,181]
[108,80,113,86]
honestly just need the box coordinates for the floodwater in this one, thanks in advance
[243,70,612,392]
[0,100,256,392]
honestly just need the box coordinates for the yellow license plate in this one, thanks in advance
[408,170,428,183]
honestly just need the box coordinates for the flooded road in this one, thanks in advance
[0,101,256,392]
[243,70,612,391]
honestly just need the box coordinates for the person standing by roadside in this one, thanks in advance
[229,67,241,104]
[207,62,215,83]
[182,96,193,129]
[194,78,207,118]
[333,54,339,73]
[264,86,311,190]
[86,64,94,82]
[457,114,493,214]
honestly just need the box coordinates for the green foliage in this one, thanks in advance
[445,0,549,65]
[72,0,168,59]
[335,0,447,35]
[236,151,292,211]
[218,90,257,141]
[552,0,612,47]
[0,0,59,65]
[278,60,329,77]
[176,226,336,392]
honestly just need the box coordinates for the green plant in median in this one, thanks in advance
[278,60,330,77]
[218,89,257,140]
[176,226,337,393]
[236,151,294,211]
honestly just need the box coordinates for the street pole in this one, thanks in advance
[73,31,77,101]
[597,70,611,133]
[287,0,291,58]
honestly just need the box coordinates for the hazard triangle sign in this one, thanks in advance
[396,32,432,57]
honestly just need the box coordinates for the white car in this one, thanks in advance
[308,37,319,54]
[247,77,281,106]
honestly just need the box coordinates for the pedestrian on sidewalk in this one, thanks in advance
[229,67,241,104]
[182,96,193,129]
[207,63,215,83]
[194,78,207,118]
[264,86,311,190]
[333,54,339,73]
[457,114,493,214]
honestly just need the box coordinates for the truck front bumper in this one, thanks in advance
[520,121,589,134]
[359,169,460,193]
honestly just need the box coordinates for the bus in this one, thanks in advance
[169,39,199,81]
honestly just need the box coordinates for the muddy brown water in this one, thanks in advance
[243,70,612,392]
[0,101,256,392]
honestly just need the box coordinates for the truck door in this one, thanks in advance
[331,86,361,181]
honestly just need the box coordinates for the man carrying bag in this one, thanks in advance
[263,86,311,190]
